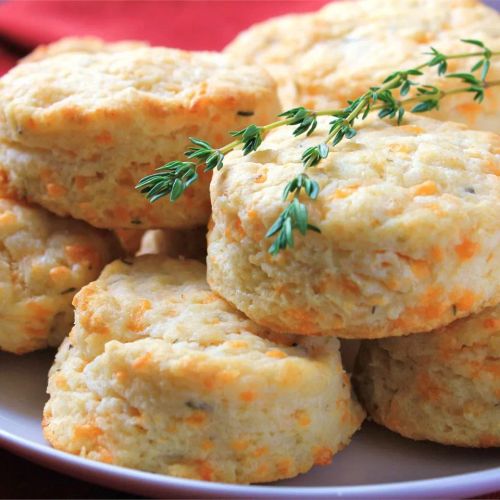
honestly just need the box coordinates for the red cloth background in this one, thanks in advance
[0,0,330,74]
[0,1,498,498]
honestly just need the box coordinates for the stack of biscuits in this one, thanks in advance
[0,0,498,485]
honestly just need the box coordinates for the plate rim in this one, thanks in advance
[1,426,499,498]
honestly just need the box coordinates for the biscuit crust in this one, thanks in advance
[0,47,280,229]
[207,113,500,338]
[43,256,364,483]
[137,227,207,261]
[0,198,117,354]
[114,226,207,260]
[353,304,500,447]
[21,36,149,63]
[225,0,500,132]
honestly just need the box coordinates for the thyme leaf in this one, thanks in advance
[137,39,500,254]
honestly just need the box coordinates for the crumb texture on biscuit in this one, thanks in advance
[353,304,500,447]
[0,198,117,354]
[207,113,500,338]
[0,46,281,229]
[225,0,500,132]
[43,256,364,483]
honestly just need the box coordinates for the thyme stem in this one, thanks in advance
[136,39,500,254]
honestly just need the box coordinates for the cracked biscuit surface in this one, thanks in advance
[43,256,364,483]
[353,304,500,447]
[0,197,117,354]
[0,46,280,229]
[207,113,500,338]
[225,0,500,132]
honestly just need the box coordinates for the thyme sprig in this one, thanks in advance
[136,39,500,254]
[265,174,321,255]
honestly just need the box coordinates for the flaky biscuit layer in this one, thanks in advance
[0,197,117,354]
[354,304,500,447]
[208,113,500,338]
[225,0,500,132]
[0,46,280,229]
[43,256,364,483]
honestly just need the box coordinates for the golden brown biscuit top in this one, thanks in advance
[225,0,500,112]
[72,256,336,363]
[228,0,499,71]
[214,113,499,253]
[380,304,500,356]
[0,47,278,151]
[373,304,500,393]
[21,36,149,63]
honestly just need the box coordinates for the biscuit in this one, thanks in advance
[113,228,145,255]
[353,304,500,447]
[43,256,364,483]
[0,47,280,229]
[137,227,207,261]
[21,38,151,255]
[0,197,117,354]
[225,0,500,132]
[21,36,149,63]
[115,225,207,259]
[207,113,500,338]
[114,225,207,259]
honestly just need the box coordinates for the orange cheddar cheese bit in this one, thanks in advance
[49,265,72,283]
[240,390,256,402]
[265,349,287,359]
[131,352,152,371]
[454,237,479,261]
[314,447,333,466]
[46,182,67,198]
[413,180,438,196]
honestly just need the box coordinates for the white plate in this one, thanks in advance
[0,348,499,498]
